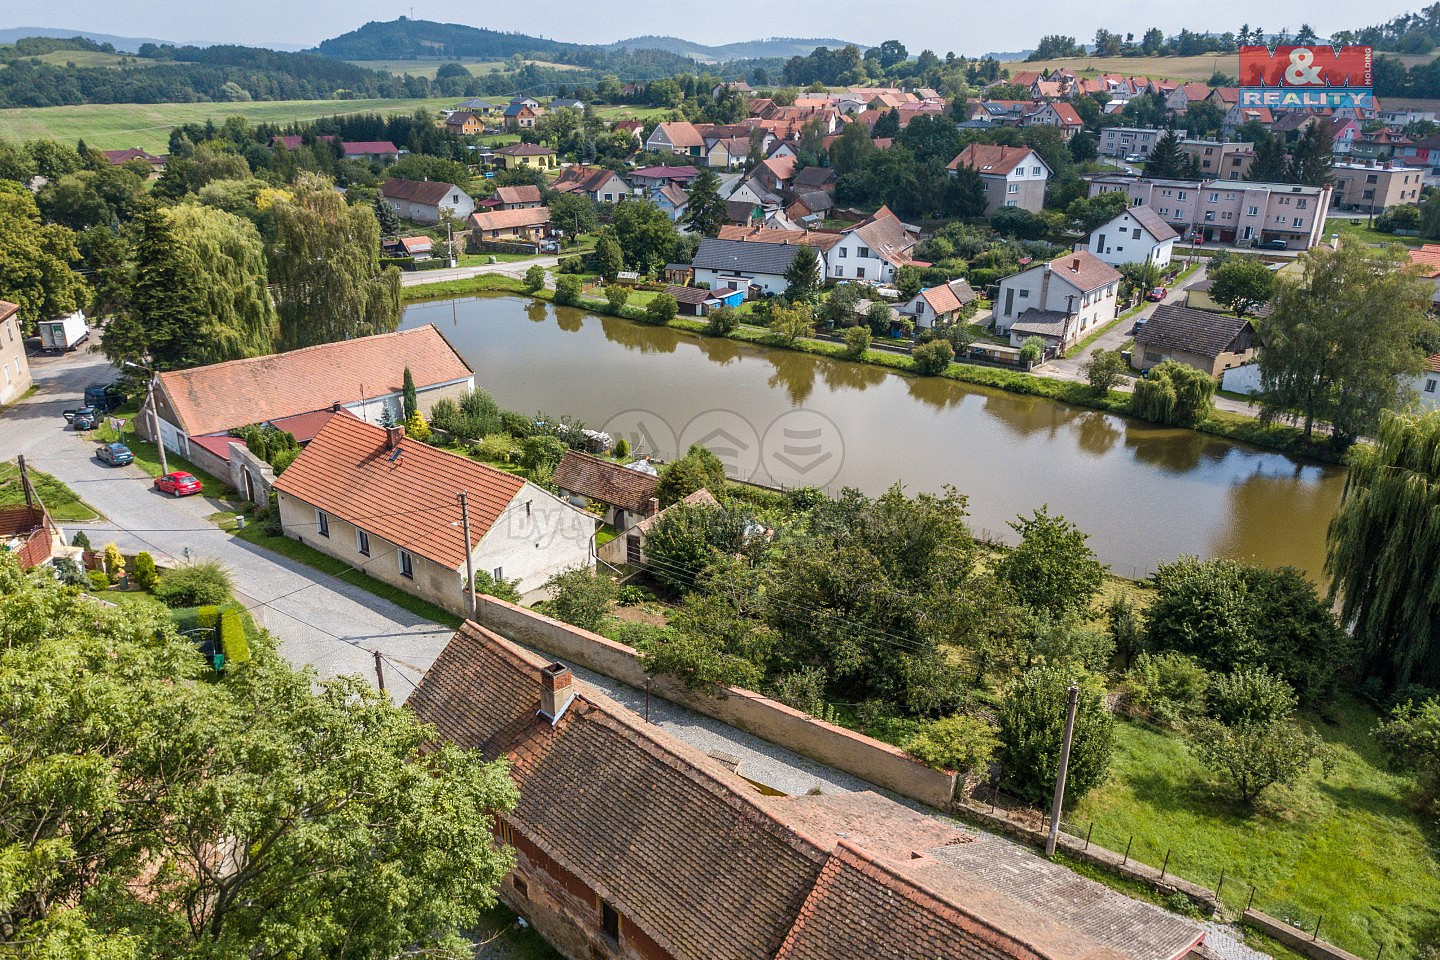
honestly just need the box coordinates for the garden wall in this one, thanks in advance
[473,596,959,807]
[1242,911,1365,960]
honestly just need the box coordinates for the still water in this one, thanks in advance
[402,296,1344,580]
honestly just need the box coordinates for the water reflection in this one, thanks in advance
[401,295,1345,578]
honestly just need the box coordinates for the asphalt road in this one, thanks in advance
[3,345,453,700]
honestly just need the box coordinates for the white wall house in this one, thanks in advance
[994,251,1123,351]
[380,178,476,225]
[1087,206,1178,270]
[1412,355,1440,410]
[827,207,918,284]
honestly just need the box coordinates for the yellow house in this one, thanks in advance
[494,142,558,170]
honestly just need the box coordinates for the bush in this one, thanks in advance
[218,605,250,664]
[553,274,584,305]
[523,264,546,293]
[912,339,955,375]
[1082,348,1127,394]
[102,543,125,584]
[1123,652,1211,725]
[70,530,90,550]
[1188,666,1324,804]
[472,569,523,603]
[1374,696,1440,811]
[706,304,740,336]
[903,714,999,774]
[768,667,829,715]
[403,411,431,443]
[520,434,567,473]
[557,255,586,274]
[544,566,617,631]
[87,569,110,592]
[1130,360,1214,427]
[603,284,630,313]
[1019,336,1045,365]
[643,293,678,325]
[842,325,871,359]
[270,448,301,474]
[153,561,234,608]
[132,551,159,591]
[613,437,630,459]
[53,556,88,586]
[999,667,1114,805]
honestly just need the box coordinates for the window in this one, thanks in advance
[1297,198,1307,209]
[493,566,504,581]
[1205,211,1215,222]
[356,529,370,557]
[833,266,844,277]
[1031,166,1042,176]
[857,246,870,258]
[1132,228,1142,239]
[1293,217,1304,227]
[1018,289,1030,298]
[316,511,329,538]
[1007,183,1018,194]
[1005,199,1017,206]
[856,267,866,278]
[1177,191,1187,201]
[1426,379,1437,393]
[1208,193,1219,202]
[399,550,414,580]
[1366,174,1378,184]
[1247,205,1259,216]
[838,247,848,257]
[601,900,621,941]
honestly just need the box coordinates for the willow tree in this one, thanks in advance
[1326,411,1440,691]
[168,203,276,363]
[0,182,86,332]
[268,173,401,350]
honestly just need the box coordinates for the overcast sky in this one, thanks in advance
[4,0,1420,55]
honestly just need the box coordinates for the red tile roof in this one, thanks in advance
[0,300,17,323]
[653,121,705,149]
[948,144,1040,176]
[342,141,399,155]
[848,206,918,267]
[266,409,337,443]
[629,165,700,180]
[553,450,659,513]
[1408,244,1440,279]
[273,414,527,570]
[382,177,463,206]
[468,207,552,233]
[495,142,555,157]
[1045,250,1122,294]
[154,325,472,438]
[101,147,165,165]
[1427,352,1440,373]
[495,184,542,205]
[716,225,845,252]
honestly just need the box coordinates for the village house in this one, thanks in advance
[341,141,400,161]
[0,300,32,406]
[1087,205,1178,270]
[493,184,544,211]
[715,225,844,276]
[1179,140,1255,179]
[455,98,501,115]
[553,450,661,531]
[1165,82,1213,113]
[1133,303,1257,377]
[274,416,593,614]
[995,251,1122,352]
[469,207,553,243]
[1088,175,1334,249]
[1024,101,1084,139]
[406,622,1210,960]
[1331,160,1424,213]
[1406,244,1440,308]
[1221,105,1274,136]
[692,237,811,297]
[712,80,753,98]
[1098,127,1163,160]
[444,111,484,136]
[1412,353,1440,410]
[827,206,919,283]
[493,143,557,170]
[137,325,474,478]
[947,144,1051,214]
[388,235,434,260]
[100,147,167,171]
[628,165,699,191]
[651,183,690,223]
[706,136,752,170]
[785,190,833,228]
[645,121,706,159]
[380,178,476,225]
[900,278,979,329]
[550,98,585,111]
[551,165,632,203]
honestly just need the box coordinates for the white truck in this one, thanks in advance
[38,311,88,353]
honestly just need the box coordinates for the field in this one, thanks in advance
[0,50,158,70]
[0,96,455,151]
[1000,54,1237,82]
[1071,696,1440,959]
[1324,217,1426,249]
[347,58,582,78]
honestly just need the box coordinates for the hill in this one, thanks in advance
[1000,53,1233,83]
[605,35,868,62]
[0,27,306,53]
[314,18,568,61]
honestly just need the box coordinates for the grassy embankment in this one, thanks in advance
[0,460,99,521]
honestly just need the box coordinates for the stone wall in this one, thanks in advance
[1241,910,1365,960]
[473,596,960,807]
[227,442,275,506]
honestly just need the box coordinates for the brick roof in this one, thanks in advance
[409,624,1207,960]
[1427,352,1440,373]
[793,166,836,188]
[0,300,17,323]
[629,165,700,180]
[342,141,398,155]
[716,225,844,252]
[382,177,463,206]
[468,207,552,232]
[654,121,705,148]
[494,184,542,205]
[102,147,165,165]
[553,165,627,194]
[1408,243,1440,278]
[1135,303,1254,360]
[1045,250,1122,294]
[495,142,556,157]
[848,206,918,267]
[1124,206,1181,243]
[154,325,471,438]
[918,278,978,314]
[272,414,527,570]
[949,144,1043,177]
[553,450,659,513]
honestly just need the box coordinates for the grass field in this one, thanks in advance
[1001,54,1235,82]
[0,50,158,70]
[347,58,582,78]
[0,460,99,521]
[1324,217,1425,249]
[1071,697,1440,959]
[0,96,454,152]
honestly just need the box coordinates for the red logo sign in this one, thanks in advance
[1238,45,1372,87]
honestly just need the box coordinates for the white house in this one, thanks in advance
[827,206,919,284]
[645,121,705,159]
[380,178,475,224]
[946,144,1050,214]
[994,251,1122,351]
[1086,205,1178,270]
[1413,354,1440,410]
[691,237,812,297]
[273,414,594,615]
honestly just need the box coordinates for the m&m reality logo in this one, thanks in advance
[1238,45,1373,108]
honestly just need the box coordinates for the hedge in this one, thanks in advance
[218,604,250,664]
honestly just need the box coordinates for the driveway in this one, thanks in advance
[3,346,452,700]
[399,255,561,288]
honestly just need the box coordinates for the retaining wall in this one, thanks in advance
[1242,910,1365,960]
[473,596,959,807]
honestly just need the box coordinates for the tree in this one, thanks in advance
[544,566,617,631]
[594,234,623,282]
[1067,191,1128,233]
[1130,360,1215,427]
[903,714,999,773]
[374,195,401,235]
[523,264,546,293]
[997,507,1105,618]
[1208,257,1276,316]
[866,301,894,336]
[1327,412,1440,691]
[1143,131,1187,179]
[1082,348,1126,394]
[401,366,418,420]
[631,622,763,691]
[603,284,630,313]
[643,501,752,590]
[610,199,678,274]
[644,292,678,325]
[771,301,815,344]
[842,325,872,358]
[0,185,86,333]
[546,191,599,236]
[1374,695,1440,811]
[1188,666,1324,804]
[1247,135,1290,182]
[998,667,1114,805]
[521,434,566,473]
[784,245,821,302]
[268,173,400,350]
[656,443,727,507]
[1018,336,1045,366]
[0,552,516,958]
[830,120,876,178]
[912,339,954,374]
[1287,122,1334,186]
[1259,244,1437,443]
[872,108,901,140]
[683,166,726,237]
[706,304,740,335]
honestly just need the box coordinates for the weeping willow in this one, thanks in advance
[1325,411,1440,690]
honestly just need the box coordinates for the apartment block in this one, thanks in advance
[1089,175,1333,249]
[1331,160,1424,213]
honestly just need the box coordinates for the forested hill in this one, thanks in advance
[313,18,567,60]
[604,35,867,61]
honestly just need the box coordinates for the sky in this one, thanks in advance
[4,0,1423,55]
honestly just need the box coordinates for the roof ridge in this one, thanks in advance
[157,325,441,382]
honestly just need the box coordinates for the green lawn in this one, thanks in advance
[1071,697,1440,958]
[346,59,507,78]
[0,96,455,152]
[0,460,99,521]
[1323,217,1424,249]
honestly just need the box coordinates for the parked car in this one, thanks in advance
[70,407,97,430]
[1257,238,1290,251]
[96,442,133,466]
[83,382,127,414]
[1124,153,1147,163]
[154,471,202,497]
[1146,286,1167,302]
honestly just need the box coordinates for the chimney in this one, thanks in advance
[646,496,660,517]
[1071,257,1081,272]
[539,662,575,724]
[385,425,405,450]
[332,401,342,413]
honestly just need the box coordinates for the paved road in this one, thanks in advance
[3,346,453,700]
[399,255,561,288]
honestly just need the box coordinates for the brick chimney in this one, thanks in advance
[1071,257,1081,272]
[332,401,342,413]
[646,496,660,517]
[385,425,405,450]
[539,662,575,724]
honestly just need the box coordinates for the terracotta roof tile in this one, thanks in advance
[654,121,705,148]
[948,144,1044,176]
[553,450,659,513]
[1408,243,1440,279]
[342,141,398,155]
[495,143,556,157]
[1045,250,1122,294]
[494,184,542,205]
[468,207,552,232]
[383,178,463,205]
[271,414,527,570]
[154,325,472,437]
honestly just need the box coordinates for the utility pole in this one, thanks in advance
[373,650,386,693]
[1046,683,1081,858]
[16,455,34,508]
[458,491,476,620]
[147,376,169,475]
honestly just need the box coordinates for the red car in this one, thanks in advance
[1146,286,1168,302]
[154,471,202,497]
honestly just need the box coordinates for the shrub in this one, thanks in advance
[218,604,250,664]
[53,556,88,586]
[523,264,546,292]
[554,274,584,305]
[472,569,523,603]
[1123,652,1211,725]
[70,530,90,550]
[1374,696,1440,811]
[154,561,234,608]
[633,624,764,691]
[643,293,678,325]
[603,284,630,313]
[613,437,630,459]
[904,714,999,774]
[544,566,617,631]
[1188,666,1324,805]
[912,339,954,375]
[196,606,221,629]
[1082,348,1127,394]
[404,411,431,443]
[706,304,740,335]
[102,543,125,584]
[842,325,871,359]
[1019,336,1045,365]
[87,569,110,592]
[132,551,159,591]
[768,667,829,715]
[1130,360,1214,427]
[270,448,301,474]
[520,434,567,473]
[999,667,1114,805]
[866,301,893,336]
[557,255,586,274]
[617,584,653,606]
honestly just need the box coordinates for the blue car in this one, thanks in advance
[96,442,133,466]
